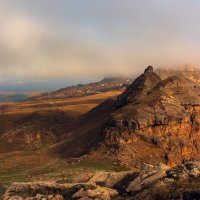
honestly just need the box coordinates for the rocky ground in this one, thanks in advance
[3,161,200,200]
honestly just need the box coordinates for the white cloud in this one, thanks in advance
[0,0,200,82]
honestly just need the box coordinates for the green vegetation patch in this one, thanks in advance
[0,158,126,189]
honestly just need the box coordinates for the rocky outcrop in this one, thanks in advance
[116,66,161,107]
[87,171,136,188]
[4,162,200,200]
[125,161,200,199]
[94,66,200,168]
[72,186,118,200]
[51,66,200,168]
[3,182,118,200]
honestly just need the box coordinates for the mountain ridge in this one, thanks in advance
[31,77,132,100]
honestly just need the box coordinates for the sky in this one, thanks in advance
[0,0,200,91]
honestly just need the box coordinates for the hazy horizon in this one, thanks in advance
[1,1,200,91]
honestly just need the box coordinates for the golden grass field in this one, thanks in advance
[1,90,121,116]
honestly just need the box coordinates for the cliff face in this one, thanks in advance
[99,66,200,167]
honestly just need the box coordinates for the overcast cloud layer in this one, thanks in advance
[0,0,200,84]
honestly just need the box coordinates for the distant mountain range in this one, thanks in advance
[0,77,132,102]
[31,66,200,101]
[4,65,200,102]
[0,93,29,102]
[31,77,133,100]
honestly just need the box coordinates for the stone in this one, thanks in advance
[47,195,54,200]
[51,195,64,200]
[189,167,200,178]
[126,169,167,193]
[72,186,118,200]
[3,196,11,200]
[72,173,94,183]
[3,182,96,200]
[36,194,43,200]
[8,196,23,200]
[88,171,134,188]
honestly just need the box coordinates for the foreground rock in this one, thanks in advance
[4,162,200,199]
[3,182,118,200]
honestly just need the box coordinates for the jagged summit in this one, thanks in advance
[144,65,154,73]
[116,65,161,107]
[113,69,199,124]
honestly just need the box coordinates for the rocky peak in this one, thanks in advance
[144,65,154,74]
[116,65,161,107]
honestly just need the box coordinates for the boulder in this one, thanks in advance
[51,195,64,200]
[3,182,96,200]
[88,171,134,188]
[72,186,118,200]
[126,169,167,193]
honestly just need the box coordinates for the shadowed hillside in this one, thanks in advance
[0,91,121,153]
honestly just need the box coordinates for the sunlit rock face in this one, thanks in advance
[98,66,200,167]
